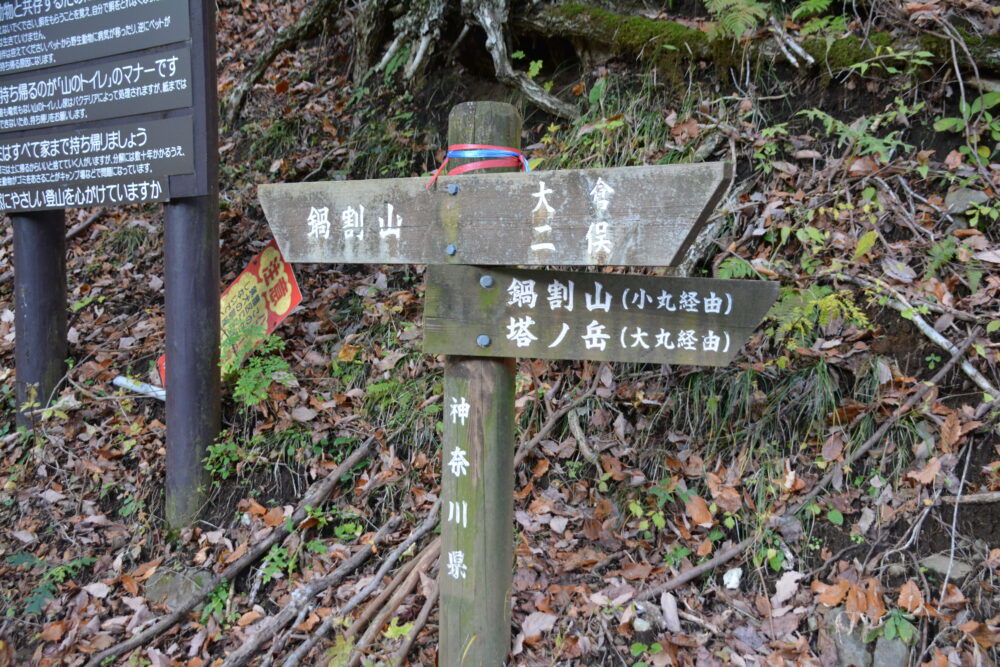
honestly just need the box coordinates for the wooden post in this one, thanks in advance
[164,0,220,530]
[439,102,520,666]
[13,209,66,429]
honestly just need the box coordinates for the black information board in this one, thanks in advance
[0,0,190,75]
[0,0,213,211]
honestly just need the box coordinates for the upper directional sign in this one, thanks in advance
[424,265,777,366]
[258,162,732,267]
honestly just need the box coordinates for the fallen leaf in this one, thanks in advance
[263,506,286,527]
[521,611,558,643]
[85,582,111,598]
[906,457,940,485]
[338,344,361,362]
[939,584,967,610]
[39,621,65,642]
[882,257,916,283]
[771,571,805,609]
[120,574,138,596]
[291,406,317,422]
[898,580,923,613]
[813,579,850,606]
[940,413,960,452]
[618,561,653,580]
[238,610,263,627]
[685,494,713,527]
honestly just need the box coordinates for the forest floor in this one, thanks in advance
[1,1,999,665]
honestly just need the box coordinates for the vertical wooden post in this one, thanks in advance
[164,0,220,530]
[440,101,521,666]
[13,209,66,429]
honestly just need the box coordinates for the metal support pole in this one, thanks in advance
[164,195,219,529]
[440,101,521,666]
[13,209,66,429]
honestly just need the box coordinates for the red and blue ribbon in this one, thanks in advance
[426,143,530,189]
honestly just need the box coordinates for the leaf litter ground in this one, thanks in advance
[1,1,999,665]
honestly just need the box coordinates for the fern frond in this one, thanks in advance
[792,0,832,21]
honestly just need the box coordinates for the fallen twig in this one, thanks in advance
[637,334,977,602]
[834,273,999,399]
[513,377,598,467]
[347,538,441,667]
[389,578,438,666]
[939,491,1000,504]
[84,435,380,667]
[792,331,978,513]
[221,517,401,667]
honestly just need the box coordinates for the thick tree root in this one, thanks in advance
[220,517,402,667]
[223,0,340,129]
[84,435,379,667]
[464,0,579,120]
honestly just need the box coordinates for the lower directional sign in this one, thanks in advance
[424,265,778,366]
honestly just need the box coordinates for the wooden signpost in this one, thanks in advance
[4,0,220,529]
[260,101,777,665]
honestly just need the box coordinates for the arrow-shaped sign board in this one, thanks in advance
[424,266,777,366]
[259,162,731,267]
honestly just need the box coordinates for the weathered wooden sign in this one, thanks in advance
[257,100,773,666]
[258,161,732,266]
[425,265,777,365]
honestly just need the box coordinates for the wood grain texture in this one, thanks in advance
[425,265,778,365]
[440,357,516,667]
[439,101,520,667]
[258,161,731,267]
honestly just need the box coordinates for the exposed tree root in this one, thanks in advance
[463,0,579,120]
[388,580,438,666]
[84,434,379,667]
[223,0,340,129]
[279,501,441,666]
[513,376,599,467]
[220,517,402,667]
[347,538,441,667]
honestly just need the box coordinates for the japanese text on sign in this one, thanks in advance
[0,114,193,211]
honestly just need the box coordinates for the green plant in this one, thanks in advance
[767,285,871,349]
[793,0,848,36]
[201,581,238,624]
[204,431,245,482]
[705,0,767,38]
[382,617,415,640]
[877,608,917,644]
[663,543,692,568]
[629,640,663,666]
[261,545,291,584]
[798,101,922,162]
[717,256,757,279]
[965,201,998,228]
[5,553,96,615]
[933,92,1000,166]
[847,46,933,78]
[231,332,293,407]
